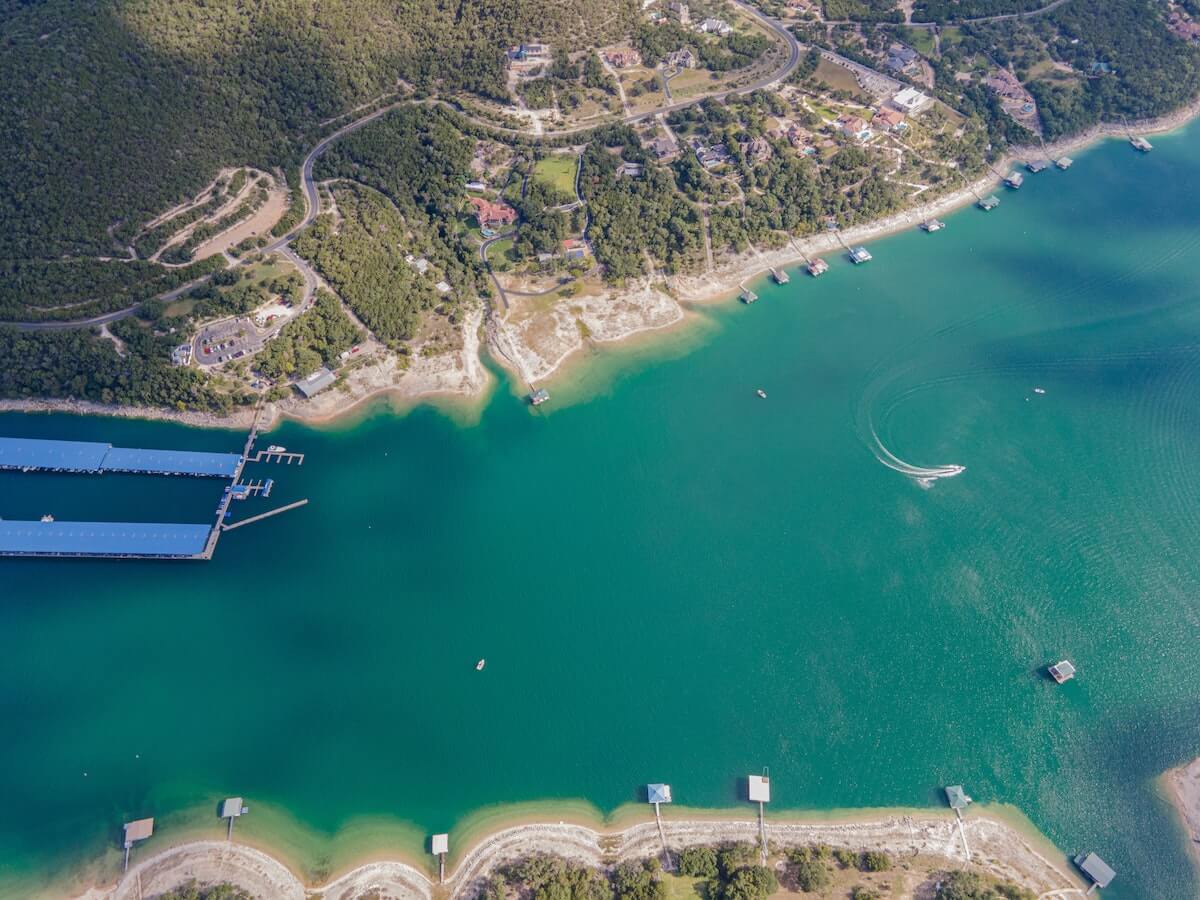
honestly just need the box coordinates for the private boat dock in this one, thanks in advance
[979,194,1000,211]
[848,246,872,264]
[1056,156,1073,170]
[740,287,759,303]
[1004,171,1025,189]
[920,219,945,232]
[806,258,829,276]
[1026,159,1049,173]
[1130,135,1153,152]
[770,267,789,284]
[0,419,307,561]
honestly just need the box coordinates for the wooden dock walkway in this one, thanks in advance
[223,499,309,531]
[244,449,305,465]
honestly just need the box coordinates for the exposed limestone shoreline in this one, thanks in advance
[74,812,1085,900]
[1164,757,1200,871]
[6,104,1199,432]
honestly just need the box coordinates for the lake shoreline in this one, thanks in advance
[70,805,1085,900]
[7,100,1200,433]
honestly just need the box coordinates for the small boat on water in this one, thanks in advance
[1033,387,1046,395]
[267,445,286,453]
[40,514,54,523]
[476,659,486,671]
[756,389,767,399]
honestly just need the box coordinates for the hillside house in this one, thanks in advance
[885,44,919,74]
[697,17,733,36]
[563,238,591,259]
[873,106,906,131]
[469,196,518,229]
[666,48,697,69]
[838,115,872,142]
[604,48,642,67]
[649,136,679,159]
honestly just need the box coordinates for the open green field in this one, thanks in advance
[812,58,868,100]
[533,155,579,197]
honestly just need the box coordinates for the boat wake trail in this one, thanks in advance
[866,423,965,489]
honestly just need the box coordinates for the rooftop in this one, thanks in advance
[0,437,240,478]
[296,368,336,399]
[945,785,971,809]
[647,783,672,804]
[1077,852,1116,888]
[432,833,450,855]
[221,798,245,818]
[748,774,771,802]
[0,520,211,558]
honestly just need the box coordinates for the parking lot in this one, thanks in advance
[194,318,264,367]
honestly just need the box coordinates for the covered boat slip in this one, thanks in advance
[0,437,241,478]
[0,520,212,558]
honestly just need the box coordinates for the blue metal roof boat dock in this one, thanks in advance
[0,520,212,558]
[0,437,240,478]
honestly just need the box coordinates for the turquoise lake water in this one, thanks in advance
[3,126,1200,898]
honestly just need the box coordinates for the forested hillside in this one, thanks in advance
[0,0,637,259]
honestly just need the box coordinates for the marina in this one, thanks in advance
[0,412,306,560]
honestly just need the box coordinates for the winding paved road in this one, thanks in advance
[8,0,801,333]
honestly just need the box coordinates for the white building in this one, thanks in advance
[891,87,933,113]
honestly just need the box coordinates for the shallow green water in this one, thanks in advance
[4,127,1200,899]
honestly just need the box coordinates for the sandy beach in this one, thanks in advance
[73,809,1087,900]
[1163,757,1200,870]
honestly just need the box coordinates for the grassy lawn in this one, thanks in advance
[163,297,197,318]
[662,874,704,900]
[811,58,869,101]
[902,27,936,57]
[486,237,515,262]
[941,26,963,46]
[534,155,579,197]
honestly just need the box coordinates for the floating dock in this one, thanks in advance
[740,288,759,303]
[770,267,789,284]
[920,219,945,232]
[806,258,829,276]
[979,194,1000,210]
[1055,156,1073,170]
[1130,135,1152,152]
[0,437,241,478]
[0,520,212,558]
[1048,659,1076,684]
[849,246,872,264]
[1026,159,1049,173]
[1005,171,1024,189]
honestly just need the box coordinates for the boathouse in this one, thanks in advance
[740,288,758,303]
[979,195,1000,210]
[648,783,673,804]
[849,246,872,264]
[748,774,771,803]
[1026,159,1049,173]
[1075,852,1116,890]
[530,388,551,406]
[1049,660,1076,684]
[0,437,240,478]
[945,785,971,810]
[0,520,212,559]
[1005,171,1024,188]
[1056,157,1073,169]
[807,258,829,276]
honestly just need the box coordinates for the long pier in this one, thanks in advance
[222,499,309,531]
